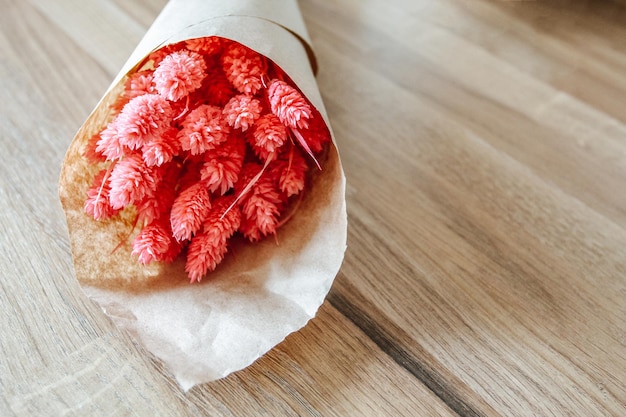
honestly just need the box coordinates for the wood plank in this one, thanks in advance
[301,0,626,414]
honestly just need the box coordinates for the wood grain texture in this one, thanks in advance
[1,0,624,415]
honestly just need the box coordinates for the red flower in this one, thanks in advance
[221,43,265,95]
[185,37,223,55]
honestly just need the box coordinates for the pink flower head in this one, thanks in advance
[185,37,223,55]
[142,127,180,167]
[108,153,158,210]
[135,162,180,225]
[132,219,175,265]
[83,132,107,164]
[222,94,262,132]
[221,43,265,95]
[84,168,119,220]
[200,134,246,195]
[185,196,241,282]
[114,94,173,150]
[267,79,312,129]
[251,113,288,159]
[170,181,211,242]
[177,104,230,155]
[153,50,207,102]
[239,169,284,241]
[124,70,155,99]
[96,122,126,161]
[271,146,308,197]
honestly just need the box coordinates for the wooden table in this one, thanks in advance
[2,0,625,415]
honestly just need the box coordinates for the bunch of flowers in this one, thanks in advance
[82,37,330,283]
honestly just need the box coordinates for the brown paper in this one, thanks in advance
[59,0,346,390]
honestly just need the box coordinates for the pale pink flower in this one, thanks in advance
[221,43,265,95]
[169,181,211,242]
[114,94,173,150]
[84,168,119,220]
[185,37,223,55]
[108,153,158,210]
[222,94,262,132]
[251,113,287,159]
[200,135,246,195]
[177,104,230,155]
[153,50,207,101]
[132,219,174,265]
[141,127,180,167]
[267,79,312,129]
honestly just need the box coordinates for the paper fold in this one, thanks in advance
[59,0,346,389]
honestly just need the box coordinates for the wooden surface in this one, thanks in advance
[1,0,625,415]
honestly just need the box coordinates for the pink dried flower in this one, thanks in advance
[135,162,180,225]
[132,219,175,264]
[108,153,158,210]
[83,132,107,164]
[114,94,173,150]
[271,146,308,197]
[267,79,312,129]
[251,113,287,159]
[141,127,180,167]
[170,181,211,242]
[96,122,127,161]
[185,196,241,282]
[239,167,284,241]
[223,94,262,132]
[147,44,180,67]
[200,135,246,195]
[124,70,155,99]
[84,168,119,220]
[153,50,207,102]
[185,37,223,55]
[177,104,230,155]
[222,43,265,95]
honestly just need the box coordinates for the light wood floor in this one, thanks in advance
[2,0,625,415]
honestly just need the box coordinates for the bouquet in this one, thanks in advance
[59,0,346,390]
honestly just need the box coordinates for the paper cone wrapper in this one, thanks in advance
[59,0,347,390]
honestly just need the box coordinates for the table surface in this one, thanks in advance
[2,0,625,415]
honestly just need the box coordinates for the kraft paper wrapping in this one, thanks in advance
[58,0,346,390]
